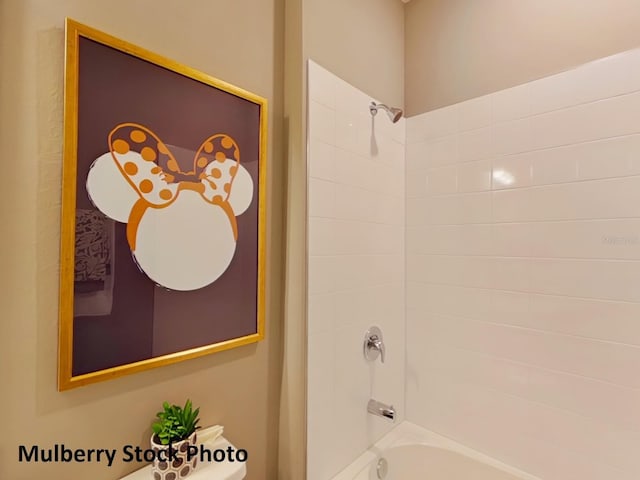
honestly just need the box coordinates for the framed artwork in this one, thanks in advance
[58,19,267,390]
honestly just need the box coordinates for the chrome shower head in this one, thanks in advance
[369,101,403,123]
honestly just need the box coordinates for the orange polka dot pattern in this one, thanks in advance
[139,179,153,194]
[108,123,179,206]
[192,134,240,204]
[141,147,157,162]
[124,162,138,175]
[108,125,242,209]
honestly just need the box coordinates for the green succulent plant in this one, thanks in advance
[152,399,201,445]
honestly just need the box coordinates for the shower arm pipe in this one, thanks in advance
[369,101,403,123]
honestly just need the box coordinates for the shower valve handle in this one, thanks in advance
[364,326,386,363]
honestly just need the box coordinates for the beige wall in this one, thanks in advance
[405,0,640,116]
[0,1,284,479]
[303,0,405,108]
[278,0,307,478]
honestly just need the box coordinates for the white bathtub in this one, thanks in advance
[331,422,540,480]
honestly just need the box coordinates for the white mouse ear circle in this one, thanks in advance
[227,163,254,215]
[86,152,139,222]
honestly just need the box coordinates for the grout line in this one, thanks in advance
[406,279,640,305]
[407,172,640,199]
[406,281,640,306]
[425,311,640,350]
[422,359,640,442]
[405,215,640,225]
[406,87,640,145]
[406,253,640,263]
[419,315,640,387]
[420,341,640,394]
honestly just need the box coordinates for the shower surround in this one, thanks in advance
[406,50,640,480]
[306,60,405,480]
[307,49,640,480]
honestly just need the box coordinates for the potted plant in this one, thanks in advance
[150,399,201,480]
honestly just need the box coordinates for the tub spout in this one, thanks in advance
[368,399,396,422]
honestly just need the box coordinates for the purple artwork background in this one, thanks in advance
[72,37,260,376]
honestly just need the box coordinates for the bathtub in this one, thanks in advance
[331,422,540,480]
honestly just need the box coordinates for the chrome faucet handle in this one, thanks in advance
[373,336,385,363]
[364,326,386,363]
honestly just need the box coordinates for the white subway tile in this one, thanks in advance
[390,117,406,145]
[529,219,640,260]
[406,197,426,227]
[425,192,492,225]
[576,134,640,180]
[529,176,640,221]
[492,223,533,257]
[406,113,427,144]
[492,153,533,190]
[494,176,640,222]
[425,166,457,194]
[528,70,577,116]
[426,135,459,167]
[333,148,364,189]
[406,105,458,143]
[491,257,531,292]
[626,48,640,92]
[307,292,336,335]
[493,117,532,155]
[308,138,336,181]
[308,217,338,256]
[423,283,492,320]
[405,140,429,171]
[492,188,533,223]
[308,60,336,109]
[307,329,336,480]
[376,158,405,196]
[308,178,336,218]
[406,167,429,198]
[419,379,638,480]
[333,183,367,221]
[418,103,460,140]
[529,52,633,116]
[425,344,640,431]
[334,76,372,118]
[406,226,426,255]
[335,110,360,153]
[456,192,493,224]
[308,256,338,295]
[431,314,640,388]
[492,83,532,122]
[531,91,640,150]
[490,290,530,325]
[458,94,492,132]
[363,125,381,159]
[407,255,494,289]
[457,159,492,192]
[309,99,335,144]
[458,126,494,162]
[530,257,640,303]
[530,146,578,186]
[528,293,640,346]
[409,224,492,256]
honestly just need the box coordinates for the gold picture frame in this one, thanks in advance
[59,19,267,390]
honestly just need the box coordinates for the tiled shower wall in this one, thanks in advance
[406,51,640,479]
[306,61,405,480]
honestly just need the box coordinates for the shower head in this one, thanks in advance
[369,101,403,123]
